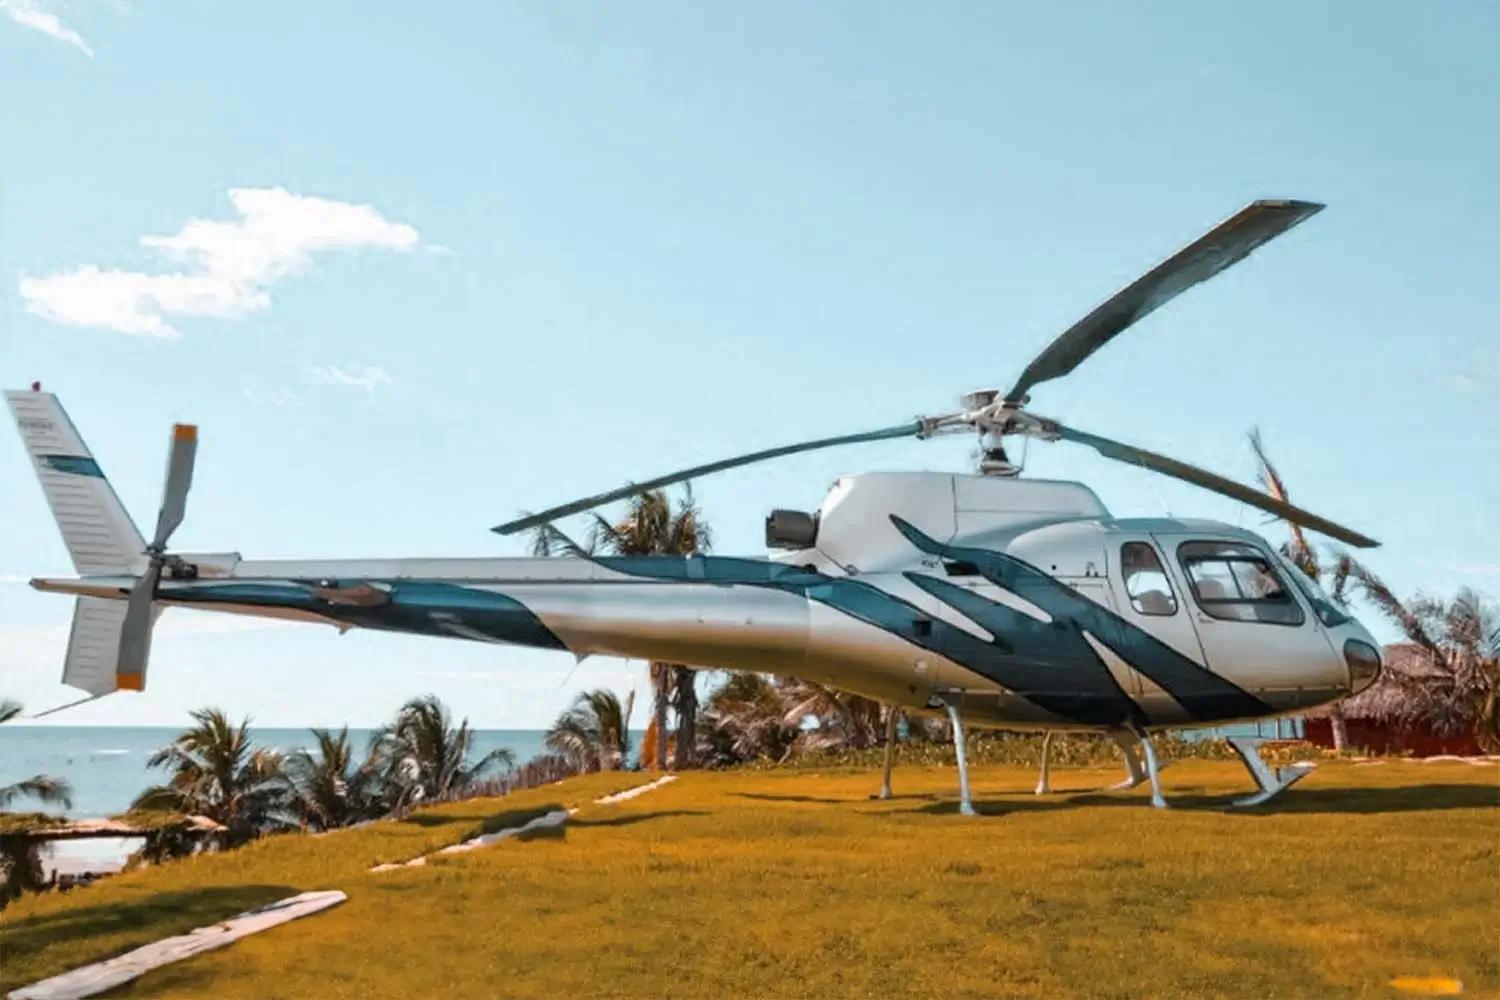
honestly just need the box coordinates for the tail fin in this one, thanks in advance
[63,597,135,696]
[5,388,146,576]
[9,387,152,699]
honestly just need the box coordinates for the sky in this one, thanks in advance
[1,2,1496,728]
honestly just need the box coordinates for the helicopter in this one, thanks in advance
[7,198,1383,814]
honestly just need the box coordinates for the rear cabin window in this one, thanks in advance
[1177,541,1305,626]
[1120,542,1177,615]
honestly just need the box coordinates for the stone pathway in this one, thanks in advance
[8,891,347,1000]
[369,774,678,873]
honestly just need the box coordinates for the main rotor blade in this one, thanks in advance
[493,421,924,536]
[1052,422,1378,548]
[1005,200,1324,403]
[151,424,197,549]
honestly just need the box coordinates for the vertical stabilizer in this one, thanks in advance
[6,388,146,575]
[63,597,132,696]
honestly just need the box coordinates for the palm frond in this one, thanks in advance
[1327,551,1355,607]
[1248,427,1317,578]
[527,522,592,558]
[130,784,189,813]
[1347,562,1440,655]
[0,774,73,810]
[588,512,626,554]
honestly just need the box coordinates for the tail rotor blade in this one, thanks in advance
[152,424,197,548]
[116,561,160,684]
[493,421,924,535]
[1051,422,1379,549]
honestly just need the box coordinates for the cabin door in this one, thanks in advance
[1151,533,1343,699]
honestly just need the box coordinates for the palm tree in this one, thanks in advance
[589,488,710,770]
[780,679,885,753]
[1251,431,1500,751]
[1249,429,1320,578]
[695,673,800,766]
[279,726,383,831]
[1,698,74,907]
[373,695,514,810]
[1343,571,1499,752]
[531,487,712,770]
[131,708,286,847]
[546,689,635,772]
[1250,430,1353,747]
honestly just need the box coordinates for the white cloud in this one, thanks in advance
[307,364,394,393]
[20,188,423,337]
[0,0,93,56]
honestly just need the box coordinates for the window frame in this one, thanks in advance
[1175,540,1306,627]
[1118,541,1179,617]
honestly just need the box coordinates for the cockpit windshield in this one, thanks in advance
[1177,541,1305,626]
[1275,554,1352,628]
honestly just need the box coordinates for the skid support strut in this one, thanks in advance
[1034,731,1054,795]
[1227,737,1315,807]
[942,701,978,817]
[1126,723,1168,809]
[875,708,898,800]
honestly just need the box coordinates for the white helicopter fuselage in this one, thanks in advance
[33,470,1380,734]
[13,201,1388,742]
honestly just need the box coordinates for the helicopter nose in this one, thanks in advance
[1342,624,1382,695]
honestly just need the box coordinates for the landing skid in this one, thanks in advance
[1033,729,1168,796]
[1226,736,1316,807]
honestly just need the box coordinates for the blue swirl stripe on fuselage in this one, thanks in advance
[161,580,566,650]
[889,517,1270,723]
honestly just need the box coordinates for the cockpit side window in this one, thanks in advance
[1177,541,1305,626]
[1120,542,1177,616]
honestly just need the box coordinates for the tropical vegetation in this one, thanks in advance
[0,698,75,908]
[130,708,287,848]
[277,725,383,831]
[1251,430,1498,752]
[694,673,897,767]
[545,688,634,772]
[1340,571,1499,751]
[370,695,515,811]
[531,485,711,769]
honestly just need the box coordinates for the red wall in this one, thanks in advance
[1303,717,1481,756]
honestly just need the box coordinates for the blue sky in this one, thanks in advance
[2,2,1496,727]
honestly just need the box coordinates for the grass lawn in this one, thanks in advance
[2,760,1496,998]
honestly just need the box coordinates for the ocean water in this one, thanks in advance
[0,726,552,818]
[0,726,553,875]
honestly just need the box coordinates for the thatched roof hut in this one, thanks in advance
[1304,643,1482,755]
